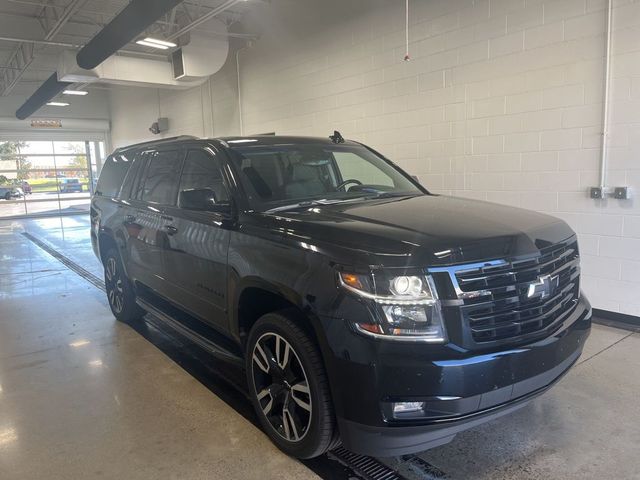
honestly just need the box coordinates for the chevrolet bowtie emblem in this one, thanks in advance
[527,274,559,300]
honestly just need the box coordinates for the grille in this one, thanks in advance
[453,238,580,345]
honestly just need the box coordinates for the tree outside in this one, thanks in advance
[0,141,30,182]
[65,142,88,177]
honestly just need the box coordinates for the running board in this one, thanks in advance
[136,298,244,367]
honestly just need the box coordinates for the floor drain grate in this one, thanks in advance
[329,446,406,480]
[21,232,105,291]
[400,454,447,479]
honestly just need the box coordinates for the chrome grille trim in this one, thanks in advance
[430,237,581,346]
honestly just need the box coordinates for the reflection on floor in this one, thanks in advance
[1,215,639,480]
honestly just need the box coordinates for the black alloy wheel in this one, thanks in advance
[247,311,339,458]
[103,247,143,323]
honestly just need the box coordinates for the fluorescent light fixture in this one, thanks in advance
[46,101,69,106]
[143,37,177,48]
[69,340,90,348]
[136,39,169,49]
[63,89,88,96]
[136,37,176,49]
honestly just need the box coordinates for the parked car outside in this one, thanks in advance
[0,185,23,200]
[91,134,592,459]
[59,178,83,193]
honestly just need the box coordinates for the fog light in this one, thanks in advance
[392,401,425,418]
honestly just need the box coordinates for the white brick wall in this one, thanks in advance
[109,0,640,315]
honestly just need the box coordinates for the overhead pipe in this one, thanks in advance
[15,72,72,120]
[76,0,183,70]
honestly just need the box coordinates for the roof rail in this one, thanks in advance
[113,135,199,154]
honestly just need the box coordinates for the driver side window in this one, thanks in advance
[178,149,230,209]
[333,152,394,187]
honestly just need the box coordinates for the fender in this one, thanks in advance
[229,274,322,341]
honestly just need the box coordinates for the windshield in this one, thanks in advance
[227,143,423,211]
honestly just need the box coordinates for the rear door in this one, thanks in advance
[125,147,184,297]
[161,146,232,332]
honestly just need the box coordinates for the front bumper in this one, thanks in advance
[318,296,591,457]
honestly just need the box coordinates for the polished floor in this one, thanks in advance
[1,215,639,480]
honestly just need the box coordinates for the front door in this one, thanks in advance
[161,147,231,332]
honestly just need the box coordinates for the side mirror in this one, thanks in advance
[179,188,233,216]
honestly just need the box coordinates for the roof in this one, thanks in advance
[216,135,359,147]
[112,134,359,154]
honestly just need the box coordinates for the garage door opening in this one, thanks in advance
[0,138,105,219]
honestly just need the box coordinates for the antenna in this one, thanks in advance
[329,130,345,144]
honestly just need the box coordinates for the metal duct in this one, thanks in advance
[15,73,72,120]
[76,0,183,70]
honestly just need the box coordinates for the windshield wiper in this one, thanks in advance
[264,198,348,213]
[264,193,420,213]
[363,191,419,199]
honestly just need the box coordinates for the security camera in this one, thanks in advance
[149,117,168,135]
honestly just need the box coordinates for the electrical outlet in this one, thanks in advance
[589,187,604,199]
[613,187,631,200]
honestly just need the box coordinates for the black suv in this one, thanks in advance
[91,134,591,459]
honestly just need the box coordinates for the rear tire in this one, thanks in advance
[246,310,338,459]
[103,247,144,323]
[4,192,10,200]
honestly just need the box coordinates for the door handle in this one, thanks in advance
[124,214,135,224]
[163,225,178,236]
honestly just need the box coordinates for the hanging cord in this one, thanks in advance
[404,0,410,61]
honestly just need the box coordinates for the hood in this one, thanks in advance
[260,195,574,267]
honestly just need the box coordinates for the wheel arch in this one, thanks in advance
[233,278,322,351]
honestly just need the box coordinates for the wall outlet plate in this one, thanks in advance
[613,187,631,200]
[590,187,604,199]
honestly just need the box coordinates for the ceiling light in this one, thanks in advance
[136,40,168,49]
[46,102,69,106]
[63,90,88,96]
[69,340,90,348]
[143,37,177,48]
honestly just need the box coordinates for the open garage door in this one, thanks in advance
[0,137,106,219]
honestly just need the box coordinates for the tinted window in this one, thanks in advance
[140,150,182,205]
[178,149,229,208]
[119,152,145,200]
[95,153,132,197]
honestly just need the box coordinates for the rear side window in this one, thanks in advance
[95,154,132,197]
[119,152,145,200]
[139,150,183,205]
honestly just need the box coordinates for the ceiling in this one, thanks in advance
[0,0,256,97]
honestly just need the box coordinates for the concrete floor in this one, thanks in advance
[1,215,639,480]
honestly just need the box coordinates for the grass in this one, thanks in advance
[26,178,89,193]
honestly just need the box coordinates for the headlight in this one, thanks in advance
[339,270,447,342]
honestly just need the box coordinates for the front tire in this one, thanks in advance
[246,311,339,459]
[103,247,144,323]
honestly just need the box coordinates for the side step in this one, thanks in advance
[136,297,244,367]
